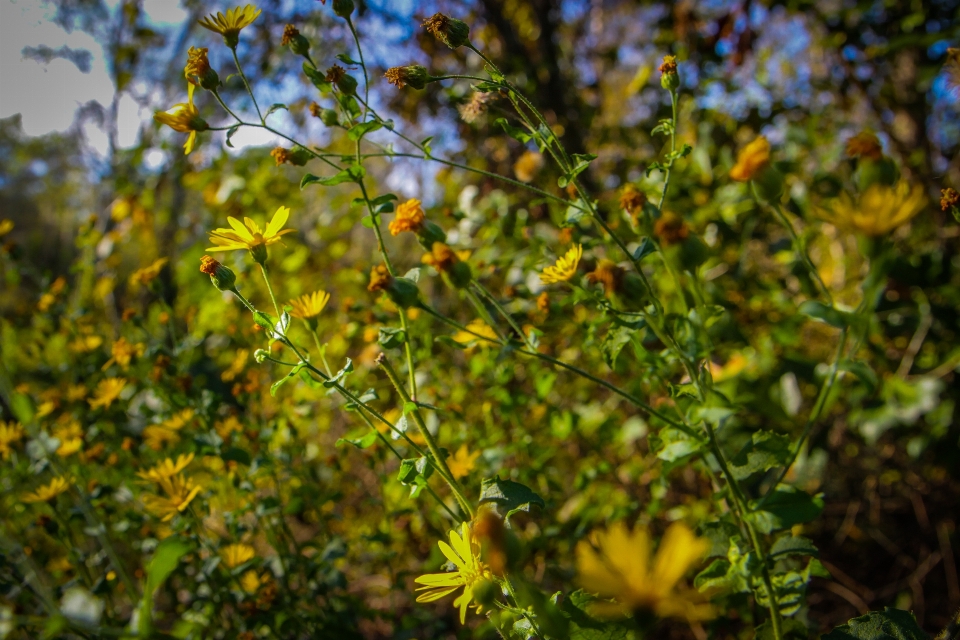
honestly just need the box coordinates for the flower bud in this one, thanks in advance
[325,65,358,95]
[281,25,311,59]
[368,265,421,309]
[416,220,448,250]
[254,349,269,363]
[320,108,339,126]
[422,13,471,49]
[659,55,680,91]
[384,65,433,90]
[333,0,354,18]
[753,164,785,202]
[199,255,237,292]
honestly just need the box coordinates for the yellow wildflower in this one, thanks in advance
[814,181,926,236]
[0,421,25,459]
[198,5,262,48]
[70,335,103,353]
[576,521,714,622]
[447,444,480,480]
[415,522,495,624]
[66,384,88,402]
[206,206,295,257]
[153,99,207,155]
[137,453,196,482]
[514,150,544,183]
[389,199,426,236]
[35,401,56,419]
[53,419,84,457]
[240,569,262,593]
[221,543,256,569]
[453,320,498,346]
[215,416,243,440]
[130,258,169,288]
[143,409,195,451]
[288,290,331,320]
[141,474,202,521]
[221,349,249,382]
[729,136,770,182]
[103,337,145,371]
[88,378,127,410]
[658,55,678,75]
[540,244,582,284]
[0,219,13,236]
[23,476,71,504]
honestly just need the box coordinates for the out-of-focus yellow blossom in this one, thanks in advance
[103,337,145,371]
[66,384,88,402]
[0,422,25,459]
[143,409,194,451]
[240,569,262,593]
[453,320,498,345]
[38,293,56,312]
[415,522,494,624]
[130,258,169,287]
[206,206,295,256]
[215,416,243,440]
[576,521,713,622]
[288,290,330,320]
[540,244,582,284]
[141,474,202,521]
[708,353,749,383]
[221,543,256,569]
[53,419,84,457]
[0,219,13,236]
[70,335,103,353]
[447,444,480,480]
[513,150,544,183]
[35,401,56,419]
[221,349,249,382]
[137,453,195,482]
[814,181,926,236]
[88,378,127,410]
[389,199,426,236]
[197,5,261,48]
[23,476,72,504]
[729,136,770,182]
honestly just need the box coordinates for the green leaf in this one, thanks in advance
[322,359,354,388]
[495,117,533,144]
[749,487,824,534]
[140,538,193,636]
[265,103,288,118]
[478,476,545,518]
[728,430,793,480]
[650,428,704,463]
[698,520,741,558]
[769,535,819,560]
[822,608,928,640]
[335,431,379,449]
[564,201,589,226]
[335,53,360,65]
[558,153,597,188]
[225,125,240,148]
[347,120,383,141]
[601,325,635,369]
[378,327,406,349]
[302,63,331,92]
[632,238,655,261]
[402,401,418,415]
[221,447,251,466]
[840,359,879,393]
[270,363,305,397]
[301,170,356,189]
[799,300,852,328]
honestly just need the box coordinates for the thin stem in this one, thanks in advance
[656,90,679,212]
[258,262,282,318]
[399,309,418,400]
[472,281,535,351]
[231,48,263,122]
[346,17,370,114]
[356,179,395,275]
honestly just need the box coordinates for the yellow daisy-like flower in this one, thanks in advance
[141,474,203,521]
[729,136,770,182]
[540,244,583,284]
[221,349,249,382]
[130,258,169,288]
[814,181,927,236]
[206,206,296,259]
[142,409,195,451]
[0,219,13,236]
[389,199,426,236]
[0,421,25,459]
[214,416,243,440]
[153,99,207,155]
[453,319,498,346]
[288,290,331,320]
[240,569,262,593]
[137,453,196,482]
[23,476,72,504]
[88,378,128,410]
[197,5,262,48]
[102,337,145,371]
[447,444,480,480]
[221,543,256,569]
[53,419,84,457]
[415,522,495,624]
[576,521,714,622]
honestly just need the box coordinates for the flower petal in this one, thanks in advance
[227,217,255,242]
[415,586,460,602]
[265,206,290,238]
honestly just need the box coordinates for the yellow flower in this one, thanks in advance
[240,569,262,593]
[35,401,56,419]
[288,290,331,320]
[70,335,103,353]
[221,543,256,569]
[215,416,243,440]
[514,150,544,183]
[206,206,296,256]
[130,258,169,288]
[88,378,128,410]
[197,5,262,48]
[415,522,494,624]
[221,349,249,382]
[575,521,714,622]
[729,136,770,182]
[453,320,498,346]
[153,99,207,155]
[23,476,72,504]
[540,244,582,284]
[0,219,13,236]
[53,419,84,457]
[184,46,218,90]
[137,453,196,482]
[447,444,480,480]
[143,409,195,451]
[102,337,145,371]
[389,199,426,236]
[66,384,88,402]
[814,181,926,236]
[0,421,25,459]
[141,474,202,521]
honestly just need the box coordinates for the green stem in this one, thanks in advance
[257,262,282,318]
[232,48,263,122]
[472,281,535,351]
[399,309,418,399]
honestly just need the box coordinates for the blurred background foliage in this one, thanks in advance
[1,0,959,638]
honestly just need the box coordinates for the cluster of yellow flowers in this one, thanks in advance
[138,453,203,521]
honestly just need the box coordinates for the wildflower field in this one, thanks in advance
[1,1,959,639]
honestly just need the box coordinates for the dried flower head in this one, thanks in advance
[384,65,431,90]
[325,65,346,83]
[586,259,625,295]
[620,184,647,216]
[942,188,959,212]
[458,91,497,124]
[281,24,299,46]
[654,212,690,246]
[659,55,678,75]
[845,131,883,160]
[368,265,393,292]
[422,12,471,49]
